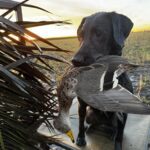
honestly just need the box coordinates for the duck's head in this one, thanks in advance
[53,114,75,143]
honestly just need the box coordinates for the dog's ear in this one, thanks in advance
[77,17,86,41]
[111,12,133,50]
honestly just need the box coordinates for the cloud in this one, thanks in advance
[15,0,150,29]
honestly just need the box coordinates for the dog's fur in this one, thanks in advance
[71,12,133,150]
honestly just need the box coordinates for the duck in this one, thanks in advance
[53,55,150,142]
[53,67,79,143]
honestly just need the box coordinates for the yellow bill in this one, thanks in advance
[66,130,75,143]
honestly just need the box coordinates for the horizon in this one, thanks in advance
[29,26,150,39]
[36,30,150,40]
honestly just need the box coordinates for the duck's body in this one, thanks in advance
[53,67,79,142]
[53,55,150,142]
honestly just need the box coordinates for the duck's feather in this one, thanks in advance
[76,63,108,93]
[76,84,150,114]
[75,59,136,94]
[75,59,150,114]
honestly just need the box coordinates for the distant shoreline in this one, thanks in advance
[32,31,150,41]
[47,36,77,40]
[45,31,150,40]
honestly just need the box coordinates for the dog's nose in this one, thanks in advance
[72,55,96,67]
[71,56,84,67]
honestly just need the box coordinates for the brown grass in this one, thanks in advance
[37,31,150,78]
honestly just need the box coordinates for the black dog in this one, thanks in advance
[72,12,133,150]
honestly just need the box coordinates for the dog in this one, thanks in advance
[71,12,133,150]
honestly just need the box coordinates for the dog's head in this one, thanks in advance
[72,12,133,66]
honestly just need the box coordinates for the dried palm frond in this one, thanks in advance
[0,0,73,149]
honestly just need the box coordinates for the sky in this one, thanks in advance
[12,0,150,38]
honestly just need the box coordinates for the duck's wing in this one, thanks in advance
[97,55,139,74]
[76,62,138,95]
[96,55,128,63]
[76,63,108,93]
[77,84,150,114]
[75,64,150,114]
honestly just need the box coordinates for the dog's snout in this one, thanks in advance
[71,56,84,67]
[72,55,95,67]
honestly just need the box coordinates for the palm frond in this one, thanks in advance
[23,4,52,14]
[16,20,71,28]
[0,1,73,149]
[1,0,29,17]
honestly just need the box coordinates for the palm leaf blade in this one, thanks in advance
[0,1,73,149]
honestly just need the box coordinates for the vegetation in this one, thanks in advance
[44,32,150,76]
[123,31,150,64]
[0,1,149,150]
[45,33,150,103]
[0,0,73,150]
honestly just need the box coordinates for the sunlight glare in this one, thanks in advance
[28,25,77,39]
[9,34,20,41]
